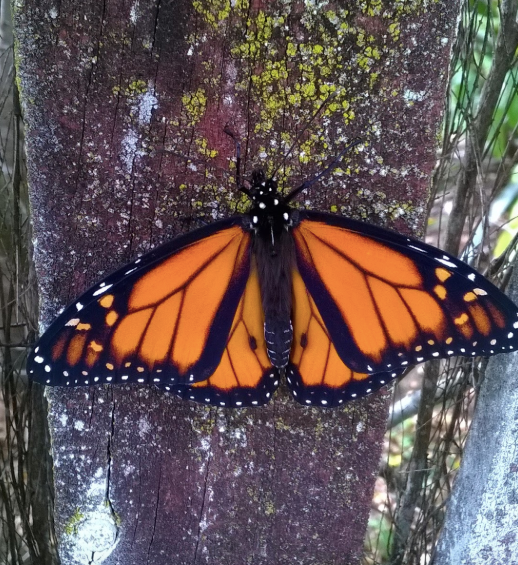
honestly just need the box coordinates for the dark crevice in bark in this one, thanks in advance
[146,464,162,565]
[105,394,119,536]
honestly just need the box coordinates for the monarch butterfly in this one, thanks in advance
[28,143,518,408]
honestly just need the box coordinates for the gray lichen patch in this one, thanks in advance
[64,507,119,564]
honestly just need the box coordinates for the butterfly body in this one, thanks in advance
[246,169,297,369]
[28,165,518,408]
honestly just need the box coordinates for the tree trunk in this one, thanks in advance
[432,266,518,564]
[14,1,459,563]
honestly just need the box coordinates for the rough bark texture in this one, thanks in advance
[15,1,459,564]
[433,268,518,564]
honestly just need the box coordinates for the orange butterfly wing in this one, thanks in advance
[28,219,256,389]
[287,268,402,407]
[161,258,279,407]
[291,212,518,377]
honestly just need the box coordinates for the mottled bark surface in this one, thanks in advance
[15,1,458,563]
[434,254,518,563]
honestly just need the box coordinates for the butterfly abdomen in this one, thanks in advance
[264,319,293,368]
[253,230,294,368]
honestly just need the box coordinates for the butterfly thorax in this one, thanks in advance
[247,169,293,245]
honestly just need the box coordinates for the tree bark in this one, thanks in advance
[14,1,459,563]
[432,264,518,564]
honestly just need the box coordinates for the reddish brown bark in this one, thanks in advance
[15,1,459,563]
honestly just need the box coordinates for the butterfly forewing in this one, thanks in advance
[28,219,252,388]
[292,211,518,375]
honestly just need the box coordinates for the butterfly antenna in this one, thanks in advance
[284,138,362,203]
[224,125,252,197]
[271,92,338,180]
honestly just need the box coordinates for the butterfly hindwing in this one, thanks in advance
[292,211,518,375]
[287,267,402,407]
[161,257,279,407]
[28,218,253,388]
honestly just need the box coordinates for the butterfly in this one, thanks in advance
[27,145,518,408]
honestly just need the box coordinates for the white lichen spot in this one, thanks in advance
[231,428,248,447]
[130,1,139,24]
[121,130,139,173]
[404,89,426,103]
[137,90,158,125]
[69,510,119,563]
[123,464,136,477]
[119,88,157,173]
[138,416,152,438]
[199,438,211,453]
[199,518,209,533]
[74,420,85,431]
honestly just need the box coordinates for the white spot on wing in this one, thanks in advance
[436,257,457,268]
[93,284,113,296]
[408,244,426,253]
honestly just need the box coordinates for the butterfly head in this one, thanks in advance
[247,169,292,242]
